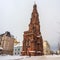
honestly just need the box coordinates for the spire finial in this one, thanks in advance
[33,1,37,8]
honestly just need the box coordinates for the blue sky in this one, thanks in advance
[0,0,60,51]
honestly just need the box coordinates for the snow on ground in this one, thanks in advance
[0,55,29,60]
[0,55,60,60]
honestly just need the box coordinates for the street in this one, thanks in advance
[0,55,60,60]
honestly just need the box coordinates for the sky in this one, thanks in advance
[0,0,60,51]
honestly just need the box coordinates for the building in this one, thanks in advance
[57,41,60,54]
[43,40,51,55]
[56,50,60,55]
[0,47,3,55]
[13,40,22,55]
[13,45,22,55]
[14,39,20,46]
[21,4,43,56]
[0,35,3,55]
[0,31,14,55]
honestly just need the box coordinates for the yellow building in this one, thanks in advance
[14,39,20,46]
[43,40,51,55]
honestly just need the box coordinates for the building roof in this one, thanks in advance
[14,43,21,47]
[0,47,3,50]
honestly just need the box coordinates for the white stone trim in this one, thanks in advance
[37,35,41,37]
[22,51,41,53]
[29,51,35,52]
[37,51,41,53]
[24,33,33,35]
[22,51,25,52]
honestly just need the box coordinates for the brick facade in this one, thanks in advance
[21,4,43,56]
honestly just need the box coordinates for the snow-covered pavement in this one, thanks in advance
[0,55,60,60]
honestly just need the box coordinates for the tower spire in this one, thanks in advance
[33,2,37,9]
[30,3,39,24]
[21,3,43,56]
[29,3,40,33]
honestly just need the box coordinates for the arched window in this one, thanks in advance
[26,40,30,48]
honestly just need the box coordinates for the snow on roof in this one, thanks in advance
[14,43,22,47]
[0,47,3,50]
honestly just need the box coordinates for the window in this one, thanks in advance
[18,52,19,54]
[18,49,20,51]
[15,53,16,55]
[15,49,16,51]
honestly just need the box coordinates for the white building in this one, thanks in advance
[13,44,22,55]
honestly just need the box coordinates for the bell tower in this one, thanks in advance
[21,3,44,56]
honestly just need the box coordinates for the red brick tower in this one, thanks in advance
[21,4,43,56]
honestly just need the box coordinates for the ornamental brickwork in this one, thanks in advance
[21,4,43,56]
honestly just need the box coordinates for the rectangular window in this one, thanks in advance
[18,49,20,51]
[15,49,16,51]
